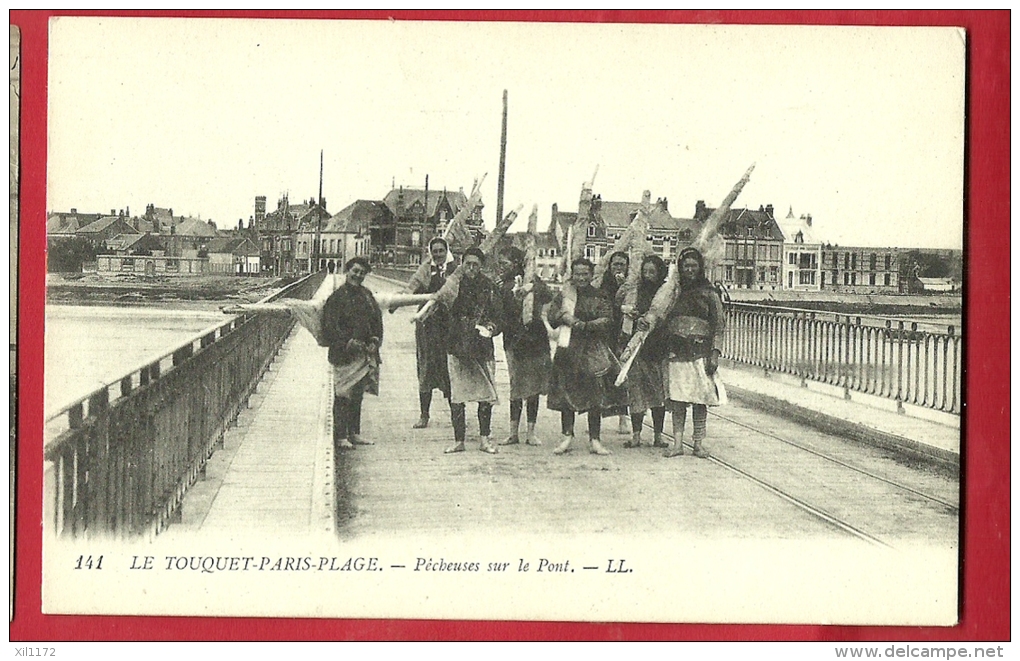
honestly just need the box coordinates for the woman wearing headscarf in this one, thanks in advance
[622,253,670,449]
[598,250,631,434]
[655,247,726,458]
[443,247,501,455]
[407,236,456,429]
[495,246,553,446]
[548,258,615,456]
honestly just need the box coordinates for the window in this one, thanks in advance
[869,273,876,285]
[329,239,336,253]
[851,253,857,270]
[788,272,794,288]
[832,271,838,284]
[884,273,891,286]
[584,245,596,259]
[844,272,850,285]
[821,272,826,286]
[851,273,857,285]
[844,253,850,270]
[800,271,815,285]
[870,253,877,271]
[770,245,781,260]
[770,266,779,282]
[758,267,766,282]
[587,224,597,238]
[799,253,814,269]
[885,255,892,270]
[788,252,797,265]
[725,265,733,281]
[757,244,768,260]
[726,243,737,259]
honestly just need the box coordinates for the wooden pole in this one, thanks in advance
[496,90,508,233]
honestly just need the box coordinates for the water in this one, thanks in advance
[45,304,226,415]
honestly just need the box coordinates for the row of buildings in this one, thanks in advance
[48,182,959,295]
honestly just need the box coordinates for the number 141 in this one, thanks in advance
[74,555,103,570]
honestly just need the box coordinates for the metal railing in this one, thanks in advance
[723,302,962,415]
[43,271,326,538]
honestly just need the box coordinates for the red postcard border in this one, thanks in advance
[9,9,1009,641]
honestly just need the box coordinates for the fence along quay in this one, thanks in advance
[723,302,962,415]
[43,271,326,539]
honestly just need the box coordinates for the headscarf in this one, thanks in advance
[677,246,710,288]
[599,250,630,293]
[636,253,667,313]
[428,236,455,267]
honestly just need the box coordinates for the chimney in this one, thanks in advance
[641,190,651,206]
[119,209,124,217]
[758,205,764,212]
[765,204,774,217]
[70,208,77,215]
[111,208,116,216]
[806,214,813,227]
[126,206,130,217]
[695,200,706,220]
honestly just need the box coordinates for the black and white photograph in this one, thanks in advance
[41,17,963,623]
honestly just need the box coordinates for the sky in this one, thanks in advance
[47,17,965,249]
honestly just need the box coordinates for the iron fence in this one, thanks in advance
[43,271,326,538]
[723,302,962,415]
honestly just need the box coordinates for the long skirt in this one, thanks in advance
[626,354,666,413]
[547,352,605,413]
[448,355,498,405]
[505,347,551,401]
[332,353,379,399]
[416,321,451,395]
[666,358,726,406]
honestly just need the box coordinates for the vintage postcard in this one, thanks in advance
[41,17,963,624]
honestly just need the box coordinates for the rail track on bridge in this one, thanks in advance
[642,403,959,549]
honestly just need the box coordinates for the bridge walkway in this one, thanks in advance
[175,274,959,544]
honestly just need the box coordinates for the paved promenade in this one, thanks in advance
[175,274,959,544]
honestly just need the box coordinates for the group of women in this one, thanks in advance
[407,236,727,459]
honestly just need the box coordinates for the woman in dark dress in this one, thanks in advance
[657,247,726,458]
[598,250,631,434]
[547,258,615,456]
[409,237,455,429]
[495,247,552,446]
[622,254,669,448]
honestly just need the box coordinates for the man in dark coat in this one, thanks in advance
[321,257,383,450]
